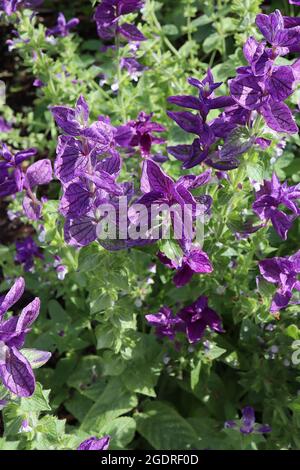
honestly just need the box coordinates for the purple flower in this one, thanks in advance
[0,0,42,15]
[230,73,297,134]
[33,79,45,87]
[0,277,51,397]
[167,71,246,170]
[51,97,115,155]
[177,296,224,343]
[116,112,165,157]
[0,117,12,133]
[157,245,213,287]
[19,419,32,433]
[77,435,110,451]
[255,10,300,55]
[146,307,183,340]
[225,406,271,435]
[120,57,146,81]
[147,296,223,344]
[0,399,8,410]
[52,96,144,248]
[229,17,299,135]
[137,160,212,245]
[259,250,300,313]
[0,0,18,14]
[46,13,80,37]
[168,70,234,121]
[50,95,90,137]
[253,173,300,240]
[15,236,43,272]
[55,264,68,281]
[94,0,146,42]
[0,144,52,220]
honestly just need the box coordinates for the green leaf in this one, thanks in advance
[65,392,94,423]
[191,359,202,391]
[80,378,137,432]
[95,324,115,350]
[0,438,19,450]
[159,239,183,262]
[135,401,201,450]
[190,14,213,28]
[123,335,163,397]
[35,416,66,450]
[67,356,106,401]
[203,33,223,54]
[285,324,299,340]
[162,24,179,36]
[246,161,265,182]
[102,417,136,449]
[256,277,275,298]
[78,245,103,272]
[205,344,226,361]
[20,383,51,413]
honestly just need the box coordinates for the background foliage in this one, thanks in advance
[0,0,300,450]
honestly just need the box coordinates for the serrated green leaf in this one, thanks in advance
[135,401,201,450]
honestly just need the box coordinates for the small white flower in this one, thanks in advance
[56,265,68,280]
[134,299,142,308]
[111,82,119,92]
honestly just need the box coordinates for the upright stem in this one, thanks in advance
[150,8,180,58]
[0,411,4,437]
[115,32,127,122]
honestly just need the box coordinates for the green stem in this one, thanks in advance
[115,33,127,122]
[151,8,180,58]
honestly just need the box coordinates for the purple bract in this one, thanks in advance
[0,277,51,397]
[77,435,110,450]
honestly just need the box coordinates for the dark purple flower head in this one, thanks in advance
[157,245,213,287]
[60,151,147,249]
[253,173,300,240]
[0,277,50,397]
[137,160,212,246]
[117,112,165,158]
[242,37,273,76]
[0,0,42,15]
[15,237,43,272]
[256,9,300,55]
[229,14,300,134]
[259,250,300,313]
[0,144,52,220]
[50,96,90,137]
[77,435,110,451]
[230,63,295,107]
[168,70,234,122]
[229,72,297,134]
[51,97,115,157]
[225,406,271,435]
[146,307,184,340]
[46,12,79,37]
[94,0,146,42]
[167,70,245,170]
[177,296,224,343]
[52,97,155,250]
[0,0,18,14]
